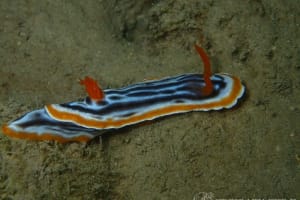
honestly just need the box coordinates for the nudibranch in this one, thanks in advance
[2,45,245,143]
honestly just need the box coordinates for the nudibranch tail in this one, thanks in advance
[1,109,99,143]
[194,44,213,96]
[2,124,92,143]
[80,76,104,101]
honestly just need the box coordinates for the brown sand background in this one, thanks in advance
[0,0,299,199]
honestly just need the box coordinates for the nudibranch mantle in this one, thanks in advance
[45,73,244,130]
[2,45,245,143]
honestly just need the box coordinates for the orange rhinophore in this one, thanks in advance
[80,76,104,101]
[194,44,213,96]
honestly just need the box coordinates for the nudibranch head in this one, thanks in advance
[80,76,104,102]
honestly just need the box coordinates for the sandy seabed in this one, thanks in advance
[0,0,299,199]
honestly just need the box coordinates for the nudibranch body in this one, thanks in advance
[2,45,245,143]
